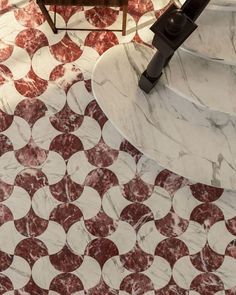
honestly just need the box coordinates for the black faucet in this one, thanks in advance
[139,0,210,93]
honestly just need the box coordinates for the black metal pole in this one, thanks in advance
[182,0,211,22]
[138,0,210,93]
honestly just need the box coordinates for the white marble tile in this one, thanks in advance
[102,186,131,219]
[73,186,101,219]
[67,221,96,255]
[173,256,202,289]
[92,42,236,190]
[109,151,136,184]
[3,186,31,219]
[73,256,101,290]
[108,221,136,254]
[41,151,66,185]
[32,256,61,289]
[0,221,25,254]
[143,256,171,290]
[103,256,131,289]
[2,256,31,289]
[2,116,31,149]
[37,221,66,254]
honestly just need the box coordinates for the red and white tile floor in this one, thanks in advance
[0,0,236,294]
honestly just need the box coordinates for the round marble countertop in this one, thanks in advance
[92,42,236,190]
[182,9,236,66]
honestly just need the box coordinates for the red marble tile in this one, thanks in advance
[85,31,119,55]
[50,5,83,22]
[0,108,13,132]
[190,183,223,202]
[86,279,119,295]
[50,133,83,160]
[0,64,12,85]
[15,168,48,197]
[85,7,119,28]
[50,103,84,133]
[190,273,224,295]
[190,243,224,272]
[15,238,48,267]
[85,238,118,267]
[50,33,83,63]
[0,180,13,202]
[120,273,154,295]
[0,40,13,62]
[84,79,92,93]
[120,140,143,163]
[49,63,84,93]
[122,176,154,202]
[190,203,224,229]
[0,275,13,294]
[120,242,154,272]
[50,203,83,232]
[0,0,9,13]
[155,210,189,238]
[0,250,13,272]
[14,278,48,295]
[50,245,83,272]
[0,204,13,226]
[84,168,118,196]
[155,238,189,267]
[225,239,236,259]
[14,98,47,127]
[85,100,108,128]
[85,211,118,237]
[50,273,84,295]
[85,138,119,168]
[155,170,190,196]
[0,134,13,157]
[49,173,84,202]
[155,280,189,295]
[14,207,48,237]
[15,28,48,58]
[120,203,153,231]
[226,216,236,236]
[15,137,48,167]
[14,68,48,98]
[14,1,46,27]
[128,0,154,22]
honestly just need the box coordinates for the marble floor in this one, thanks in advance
[1,0,236,294]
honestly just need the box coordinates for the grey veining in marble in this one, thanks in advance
[92,43,236,190]
[182,9,236,66]
[164,48,236,115]
[179,0,236,11]
[209,0,236,11]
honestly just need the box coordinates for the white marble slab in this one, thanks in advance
[164,48,236,115]
[179,0,236,11]
[209,0,236,11]
[182,9,236,65]
[92,43,236,190]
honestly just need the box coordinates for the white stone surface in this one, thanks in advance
[164,48,236,115]
[92,42,236,190]
[183,9,236,65]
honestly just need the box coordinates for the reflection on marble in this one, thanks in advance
[182,9,236,65]
[209,0,236,10]
[179,0,236,10]
[163,48,236,115]
[92,42,236,190]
